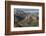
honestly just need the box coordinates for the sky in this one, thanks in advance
[14,8,39,14]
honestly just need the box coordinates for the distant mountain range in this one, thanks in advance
[14,8,39,22]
